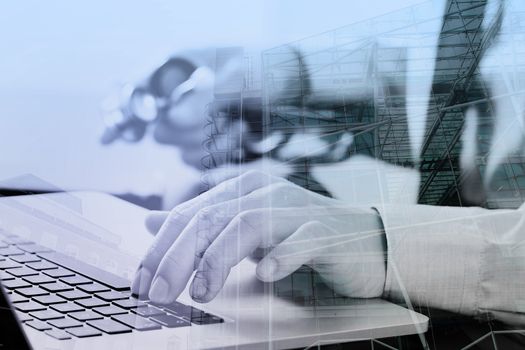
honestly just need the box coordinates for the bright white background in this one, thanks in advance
[0,0,425,196]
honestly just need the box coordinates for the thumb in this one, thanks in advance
[145,210,170,236]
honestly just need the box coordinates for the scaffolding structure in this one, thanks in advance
[201,1,525,348]
[261,0,525,209]
[201,47,263,181]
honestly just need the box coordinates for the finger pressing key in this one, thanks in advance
[132,171,282,298]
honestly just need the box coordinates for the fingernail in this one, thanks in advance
[131,267,142,293]
[257,257,277,281]
[149,276,170,303]
[131,267,144,293]
[131,267,152,297]
[191,278,207,301]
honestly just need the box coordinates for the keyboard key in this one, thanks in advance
[87,318,132,334]
[10,254,41,264]
[43,268,74,278]
[15,311,33,322]
[33,294,66,305]
[60,275,92,286]
[78,283,110,293]
[0,260,21,269]
[190,308,207,319]
[112,313,161,331]
[150,314,190,328]
[0,247,24,256]
[45,329,71,340]
[2,236,33,245]
[163,300,191,312]
[8,293,28,303]
[96,290,128,301]
[66,325,102,338]
[26,320,52,331]
[133,305,166,317]
[3,279,31,289]
[191,314,224,325]
[51,302,84,313]
[16,287,49,297]
[75,297,109,308]
[48,317,83,329]
[114,298,147,309]
[0,242,8,249]
[18,244,52,254]
[0,270,15,280]
[14,301,47,312]
[7,267,38,277]
[30,309,65,321]
[163,301,193,320]
[69,310,103,321]
[93,305,127,316]
[23,274,55,285]
[58,290,90,300]
[41,282,74,292]
[26,261,57,271]
[38,251,130,291]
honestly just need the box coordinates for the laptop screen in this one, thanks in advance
[0,281,32,350]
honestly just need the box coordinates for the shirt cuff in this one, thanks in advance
[372,204,487,316]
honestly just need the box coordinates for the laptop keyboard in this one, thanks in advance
[0,232,223,340]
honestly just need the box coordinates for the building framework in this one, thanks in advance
[260,0,525,209]
[203,3,525,347]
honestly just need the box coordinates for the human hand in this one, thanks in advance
[132,171,387,304]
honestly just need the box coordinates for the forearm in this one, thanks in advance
[374,204,525,324]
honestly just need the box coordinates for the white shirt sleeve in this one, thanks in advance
[374,204,525,325]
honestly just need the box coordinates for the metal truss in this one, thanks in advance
[261,0,525,209]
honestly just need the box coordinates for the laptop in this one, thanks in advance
[0,191,428,349]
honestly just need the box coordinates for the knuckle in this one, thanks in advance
[206,202,233,221]
[194,207,218,236]
[228,213,244,229]
[262,182,302,203]
[242,169,267,179]
[234,209,267,246]
[165,207,190,225]
[226,211,259,238]
[302,220,324,229]
[270,181,296,193]
[297,220,325,236]
[195,206,214,222]
[239,169,274,186]
[235,209,262,226]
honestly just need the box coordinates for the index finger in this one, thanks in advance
[131,171,283,296]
